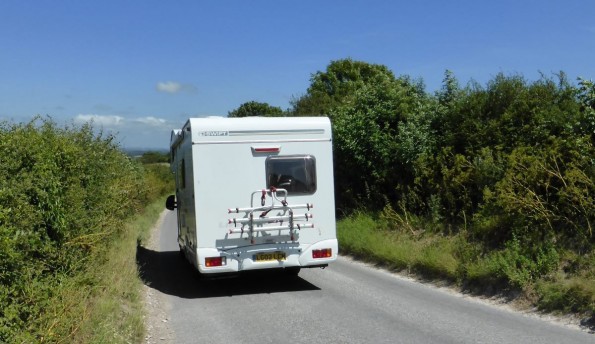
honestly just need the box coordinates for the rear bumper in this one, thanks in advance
[195,239,338,274]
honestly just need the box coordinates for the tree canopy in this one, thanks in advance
[228,101,284,117]
[290,58,406,116]
[290,59,595,253]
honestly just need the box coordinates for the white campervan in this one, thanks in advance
[165,116,338,276]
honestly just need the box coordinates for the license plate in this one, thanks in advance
[254,251,286,262]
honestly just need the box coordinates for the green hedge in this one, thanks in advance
[0,117,149,342]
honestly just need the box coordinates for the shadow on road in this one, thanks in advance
[136,245,321,299]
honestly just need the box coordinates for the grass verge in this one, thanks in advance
[337,212,595,326]
[37,199,166,343]
[338,212,459,281]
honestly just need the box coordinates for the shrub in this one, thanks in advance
[143,163,175,202]
[466,236,559,290]
[477,138,595,249]
[537,278,595,314]
[0,117,148,342]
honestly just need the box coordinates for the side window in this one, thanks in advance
[178,159,186,190]
[266,155,316,195]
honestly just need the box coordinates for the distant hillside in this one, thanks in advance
[123,148,169,158]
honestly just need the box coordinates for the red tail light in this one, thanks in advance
[205,256,226,267]
[312,248,332,259]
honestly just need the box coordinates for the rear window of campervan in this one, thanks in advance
[266,155,316,195]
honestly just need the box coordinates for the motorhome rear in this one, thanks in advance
[166,116,337,276]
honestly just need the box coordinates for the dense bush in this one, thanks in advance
[330,77,426,210]
[143,163,175,202]
[0,117,150,342]
[292,59,595,298]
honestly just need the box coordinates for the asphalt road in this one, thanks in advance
[138,211,594,344]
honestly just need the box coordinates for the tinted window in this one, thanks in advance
[178,159,186,190]
[266,155,316,195]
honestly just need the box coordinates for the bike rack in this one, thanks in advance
[227,188,314,244]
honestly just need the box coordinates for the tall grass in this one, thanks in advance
[337,210,595,319]
[337,212,459,281]
[67,199,166,343]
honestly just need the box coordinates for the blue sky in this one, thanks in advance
[1,1,594,149]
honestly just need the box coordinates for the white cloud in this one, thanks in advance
[72,114,172,148]
[75,114,169,128]
[134,116,167,127]
[156,81,182,93]
[156,81,197,94]
[75,114,125,126]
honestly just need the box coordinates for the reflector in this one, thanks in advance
[254,147,280,153]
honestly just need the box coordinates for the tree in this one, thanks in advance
[577,77,595,141]
[328,73,428,210]
[290,58,399,116]
[228,101,284,118]
[138,151,169,164]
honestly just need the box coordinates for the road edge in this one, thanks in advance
[142,210,175,344]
